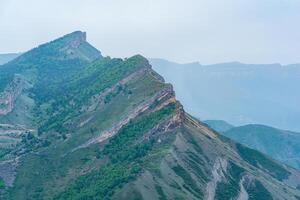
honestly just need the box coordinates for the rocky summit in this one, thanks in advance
[0,32,300,200]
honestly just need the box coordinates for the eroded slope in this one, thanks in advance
[0,32,299,200]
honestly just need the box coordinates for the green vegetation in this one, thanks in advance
[55,103,176,199]
[246,180,273,200]
[0,31,101,139]
[0,178,5,189]
[5,50,167,200]
[224,124,300,170]
[172,165,203,198]
[236,143,290,180]
[155,184,167,200]
[1,32,297,200]
[0,32,99,92]
[36,55,148,135]
[103,102,176,161]
[215,162,244,200]
[182,130,203,155]
[180,131,207,183]
[183,153,207,183]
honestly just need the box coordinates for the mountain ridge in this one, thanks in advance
[226,124,300,170]
[150,58,300,132]
[150,58,300,68]
[205,120,300,170]
[0,32,300,199]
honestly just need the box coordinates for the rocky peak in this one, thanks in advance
[62,31,87,49]
[70,31,86,42]
[51,31,101,60]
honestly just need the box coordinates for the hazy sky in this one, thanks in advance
[1,0,300,64]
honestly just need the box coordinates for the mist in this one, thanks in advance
[1,0,300,64]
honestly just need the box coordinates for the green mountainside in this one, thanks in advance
[224,124,300,170]
[0,32,300,199]
[205,120,300,170]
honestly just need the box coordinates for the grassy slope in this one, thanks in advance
[223,124,300,169]
[5,57,300,199]
[0,31,101,160]
[5,55,170,199]
[112,116,300,200]
[55,103,177,200]
[0,31,101,92]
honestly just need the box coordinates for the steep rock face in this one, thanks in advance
[0,76,25,115]
[63,31,87,48]
[0,32,300,200]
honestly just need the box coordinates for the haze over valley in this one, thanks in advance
[151,59,300,132]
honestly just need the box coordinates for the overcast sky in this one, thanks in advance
[0,0,300,64]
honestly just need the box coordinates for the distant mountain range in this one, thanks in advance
[150,58,300,132]
[0,53,21,65]
[205,120,300,170]
[203,120,234,132]
[1,31,300,199]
